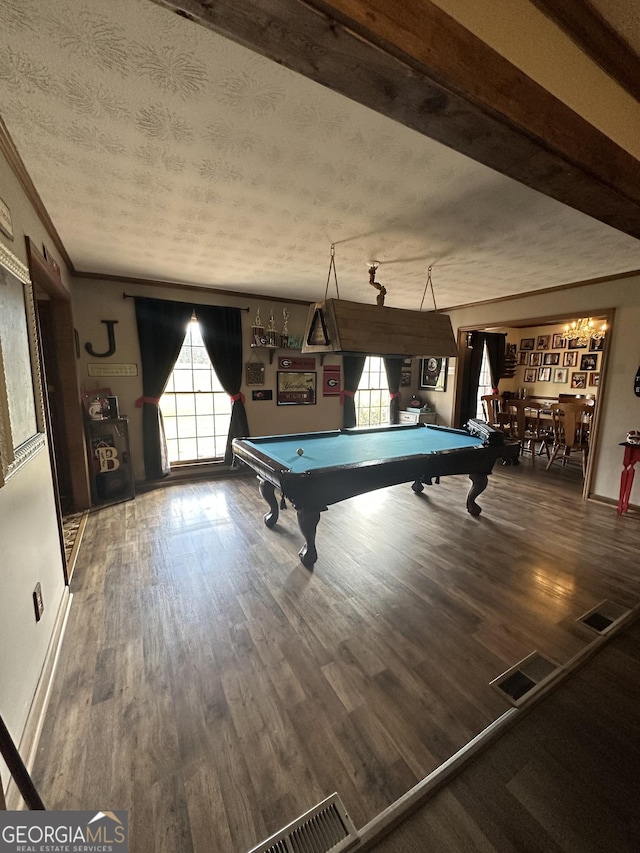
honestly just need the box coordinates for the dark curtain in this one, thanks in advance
[194,304,249,464]
[484,332,507,391]
[458,331,487,427]
[458,331,507,426]
[384,357,403,424]
[341,355,366,428]
[134,297,193,480]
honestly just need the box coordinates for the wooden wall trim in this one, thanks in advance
[531,0,640,104]
[150,0,640,239]
[0,118,74,273]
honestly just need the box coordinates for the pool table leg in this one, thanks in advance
[296,509,322,568]
[466,473,488,516]
[258,478,279,528]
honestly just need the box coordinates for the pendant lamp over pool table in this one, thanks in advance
[302,248,458,358]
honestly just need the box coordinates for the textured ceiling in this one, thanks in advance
[1,0,640,310]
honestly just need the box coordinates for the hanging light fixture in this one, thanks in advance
[561,317,607,346]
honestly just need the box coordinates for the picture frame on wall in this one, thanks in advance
[567,337,587,349]
[589,372,600,387]
[563,351,578,367]
[401,370,411,386]
[552,333,566,348]
[276,371,317,405]
[589,337,604,352]
[517,351,529,365]
[419,357,447,392]
[536,335,550,350]
[520,338,535,351]
[523,368,537,383]
[538,367,551,382]
[543,352,560,366]
[571,371,587,389]
[553,368,568,383]
[529,352,542,367]
[580,354,598,371]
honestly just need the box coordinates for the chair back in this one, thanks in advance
[481,394,502,425]
[550,402,592,450]
[506,399,544,440]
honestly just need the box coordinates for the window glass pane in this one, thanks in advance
[175,393,195,416]
[159,319,232,464]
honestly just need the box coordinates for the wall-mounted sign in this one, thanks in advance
[277,371,316,405]
[88,363,138,377]
[278,356,316,371]
[252,389,273,401]
[323,364,341,396]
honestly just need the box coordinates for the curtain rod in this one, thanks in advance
[122,291,250,311]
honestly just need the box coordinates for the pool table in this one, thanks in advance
[232,421,519,567]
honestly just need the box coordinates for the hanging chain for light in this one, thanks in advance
[419,265,439,312]
[323,243,340,299]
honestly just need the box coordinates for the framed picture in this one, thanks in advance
[401,370,412,386]
[523,368,537,383]
[552,333,566,348]
[589,337,604,352]
[543,352,560,366]
[246,362,265,386]
[277,371,317,405]
[571,371,587,389]
[419,357,447,392]
[589,372,600,387]
[553,368,568,383]
[0,195,13,240]
[538,367,551,382]
[529,352,542,366]
[563,351,578,367]
[536,335,550,350]
[517,351,529,365]
[0,244,46,487]
[567,337,587,349]
[520,338,535,351]
[402,357,413,368]
[580,353,598,371]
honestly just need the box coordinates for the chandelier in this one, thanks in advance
[561,317,606,346]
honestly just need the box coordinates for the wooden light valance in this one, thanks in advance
[301,299,459,357]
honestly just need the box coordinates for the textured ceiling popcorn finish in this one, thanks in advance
[1,0,640,308]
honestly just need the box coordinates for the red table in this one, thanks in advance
[617,442,640,514]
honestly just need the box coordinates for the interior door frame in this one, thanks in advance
[25,238,91,516]
[453,309,615,501]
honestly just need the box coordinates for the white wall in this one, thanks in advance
[0,152,68,791]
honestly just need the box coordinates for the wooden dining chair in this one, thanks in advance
[481,394,502,427]
[546,402,593,475]
[506,399,552,462]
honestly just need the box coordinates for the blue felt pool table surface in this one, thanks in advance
[240,424,484,472]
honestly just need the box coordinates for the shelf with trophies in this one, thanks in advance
[83,391,135,507]
[250,308,302,363]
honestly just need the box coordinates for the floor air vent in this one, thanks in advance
[248,793,359,853]
[577,600,631,635]
[491,651,559,707]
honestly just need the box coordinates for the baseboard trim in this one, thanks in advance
[5,587,73,810]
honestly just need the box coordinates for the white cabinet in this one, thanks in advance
[399,410,437,425]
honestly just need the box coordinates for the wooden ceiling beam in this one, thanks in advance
[150,0,640,240]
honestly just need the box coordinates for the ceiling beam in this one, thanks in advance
[530,0,640,105]
[149,0,640,240]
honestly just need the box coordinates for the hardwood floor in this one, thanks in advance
[31,461,640,852]
[365,617,640,852]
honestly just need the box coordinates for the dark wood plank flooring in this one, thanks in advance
[366,617,640,852]
[30,460,640,852]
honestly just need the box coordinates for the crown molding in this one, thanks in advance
[0,117,74,273]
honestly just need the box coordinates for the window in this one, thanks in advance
[160,319,231,463]
[476,343,493,419]
[355,356,389,426]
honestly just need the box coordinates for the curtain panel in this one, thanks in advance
[134,297,193,480]
[341,355,366,428]
[384,357,403,424]
[194,304,249,464]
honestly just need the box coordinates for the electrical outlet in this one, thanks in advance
[33,582,44,622]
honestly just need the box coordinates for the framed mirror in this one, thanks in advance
[0,242,46,486]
